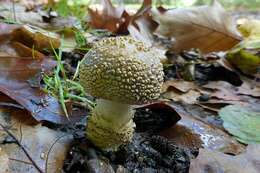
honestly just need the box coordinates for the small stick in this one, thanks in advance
[12,0,16,21]
[9,158,33,165]
[0,123,44,173]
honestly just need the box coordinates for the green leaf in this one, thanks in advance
[219,105,260,144]
[226,48,260,75]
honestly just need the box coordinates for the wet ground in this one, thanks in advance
[62,105,195,173]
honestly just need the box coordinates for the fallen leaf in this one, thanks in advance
[128,14,154,46]
[0,108,73,173]
[0,56,82,124]
[161,113,245,155]
[127,0,157,45]
[238,19,260,40]
[201,81,260,107]
[219,105,260,144]
[160,103,245,155]
[0,148,9,173]
[0,23,60,58]
[162,80,198,93]
[0,2,76,31]
[0,2,46,27]
[88,0,155,36]
[202,81,242,101]
[163,89,201,104]
[189,145,260,173]
[236,80,260,97]
[88,0,131,34]
[226,48,260,75]
[226,18,260,75]
[152,0,242,53]
[11,24,60,52]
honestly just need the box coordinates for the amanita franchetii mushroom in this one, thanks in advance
[79,36,165,150]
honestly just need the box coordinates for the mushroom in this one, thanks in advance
[79,36,165,150]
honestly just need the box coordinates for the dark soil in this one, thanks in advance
[62,106,193,173]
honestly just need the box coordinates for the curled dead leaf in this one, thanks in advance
[88,0,131,34]
[88,0,157,37]
[152,0,242,53]
[0,23,60,58]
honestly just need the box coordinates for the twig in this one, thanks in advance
[0,123,44,173]
[45,134,71,173]
[12,0,16,21]
[9,158,33,165]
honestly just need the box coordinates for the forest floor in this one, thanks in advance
[0,0,259,173]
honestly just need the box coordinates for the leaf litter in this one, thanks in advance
[0,0,260,172]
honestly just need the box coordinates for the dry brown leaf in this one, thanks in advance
[160,110,245,155]
[152,0,242,53]
[189,145,260,173]
[163,89,201,104]
[162,80,198,93]
[11,25,60,52]
[236,80,260,97]
[128,15,154,45]
[88,0,156,37]
[88,0,131,34]
[127,0,157,45]
[203,81,241,101]
[0,23,60,58]
[0,108,73,173]
[162,80,203,104]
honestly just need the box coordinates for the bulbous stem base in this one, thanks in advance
[86,99,135,150]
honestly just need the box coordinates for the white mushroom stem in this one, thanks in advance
[86,99,135,150]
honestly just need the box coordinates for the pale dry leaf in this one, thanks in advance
[236,81,260,97]
[0,109,73,173]
[0,148,10,173]
[0,2,77,31]
[128,16,153,46]
[152,0,242,53]
[163,89,201,104]
[162,80,198,93]
[0,2,45,27]
[189,145,260,173]
[202,81,242,101]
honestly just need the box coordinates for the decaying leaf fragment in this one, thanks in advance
[152,0,242,53]
[189,145,260,173]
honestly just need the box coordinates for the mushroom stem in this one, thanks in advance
[86,99,135,150]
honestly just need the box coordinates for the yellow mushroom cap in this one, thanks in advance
[79,36,164,105]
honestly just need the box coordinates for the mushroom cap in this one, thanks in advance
[79,36,164,105]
